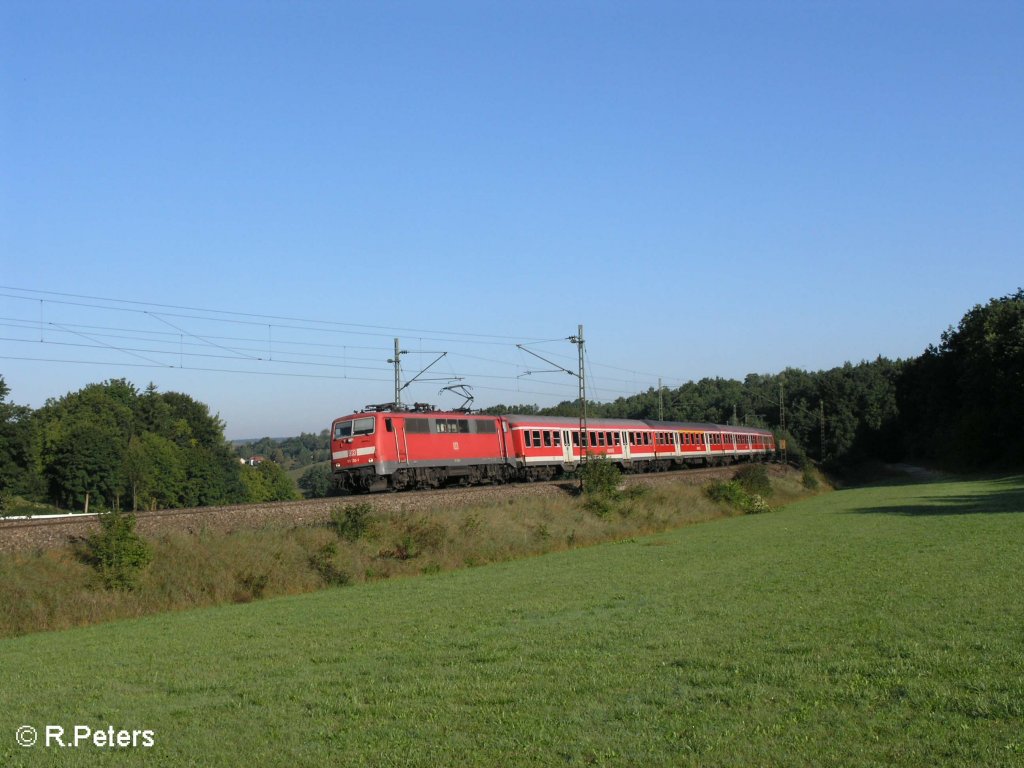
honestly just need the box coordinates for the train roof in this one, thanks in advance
[332,410,773,436]
[645,419,774,435]
[502,414,773,435]
[503,414,649,428]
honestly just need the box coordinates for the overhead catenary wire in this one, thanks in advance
[0,287,697,402]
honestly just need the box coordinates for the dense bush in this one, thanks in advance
[733,463,772,497]
[330,502,373,542]
[78,511,153,590]
[579,455,622,498]
[704,481,773,515]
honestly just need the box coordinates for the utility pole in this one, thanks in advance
[658,377,663,421]
[779,379,787,465]
[779,381,786,433]
[820,400,826,462]
[517,325,587,472]
[570,324,587,465]
[388,338,407,409]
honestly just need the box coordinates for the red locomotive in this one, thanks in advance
[331,404,776,493]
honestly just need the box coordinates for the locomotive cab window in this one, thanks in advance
[334,423,352,439]
[352,417,375,436]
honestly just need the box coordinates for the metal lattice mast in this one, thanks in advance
[570,324,587,463]
[388,338,407,410]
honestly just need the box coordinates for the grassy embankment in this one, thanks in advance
[1,473,1021,766]
[0,467,814,637]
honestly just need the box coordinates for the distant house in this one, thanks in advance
[247,455,267,467]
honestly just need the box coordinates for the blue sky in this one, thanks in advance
[2,1,1021,438]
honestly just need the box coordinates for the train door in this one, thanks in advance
[561,430,574,463]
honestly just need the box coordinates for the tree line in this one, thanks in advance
[235,432,330,469]
[0,380,298,513]
[485,290,1024,471]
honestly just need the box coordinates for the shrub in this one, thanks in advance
[579,456,622,498]
[330,502,373,541]
[79,511,153,590]
[801,458,820,490]
[308,542,350,586]
[733,464,772,497]
[380,517,447,560]
[703,481,774,515]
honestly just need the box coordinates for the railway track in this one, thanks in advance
[0,463,778,554]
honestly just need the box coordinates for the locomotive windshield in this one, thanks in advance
[334,417,375,439]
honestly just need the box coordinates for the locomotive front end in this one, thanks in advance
[330,413,386,492]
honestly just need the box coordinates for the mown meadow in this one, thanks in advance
[1,473,1022,766]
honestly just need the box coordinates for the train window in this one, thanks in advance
[597,432,606,447]
[385,418,393,433]
[613,433,621,446]
[352,417,375,436]
[334,422,352,439]
[475,420,497,434]
[406,418,429,434]
[523,431,532,447]
[572,432,580,447]
[531,430,541,447]
[458,419,470,434]
[543,431,552,447]
[553,432,561,447]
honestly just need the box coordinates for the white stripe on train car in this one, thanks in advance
[332,447,376,460]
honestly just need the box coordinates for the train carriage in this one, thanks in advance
[505,415,649,480]
[331,409,508,492]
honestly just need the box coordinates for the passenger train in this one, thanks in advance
[331,405,776,493]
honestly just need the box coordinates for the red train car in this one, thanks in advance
[331,406,776,493]
[331,408,510,492]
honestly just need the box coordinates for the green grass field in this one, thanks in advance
[1,474,1022,766]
